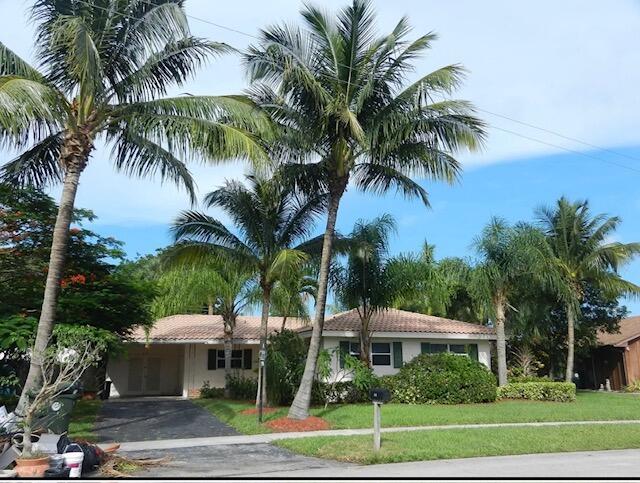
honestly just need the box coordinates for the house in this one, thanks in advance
[106,308,496,398]
[577,316,640,390]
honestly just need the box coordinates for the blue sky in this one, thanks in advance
[1,0,639,314]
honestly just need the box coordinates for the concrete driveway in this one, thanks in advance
[95,398,238,443]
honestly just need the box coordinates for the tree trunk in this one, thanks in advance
[16,153,87,413]
[495,296,508,386]
[289,190,343,420]
[565,306,576,383]
[256,286,271,410]
[223,324,232,399]
[360,312,372,368]
[281,315,288,331]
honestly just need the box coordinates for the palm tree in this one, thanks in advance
[536,197,640,382]
[470,218,548,386]
[334,215,396,367]
[2,0,270,410]
[270,267,317,330]
[171,173,326,407]
[244,0,486,419]
[153,260,254,398]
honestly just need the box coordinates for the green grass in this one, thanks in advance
[68,400,102,442]
[196,392,640,435]
[274,423,640,464]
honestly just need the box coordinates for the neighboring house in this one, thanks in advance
[578,316,640,390]
[106,308,496,398]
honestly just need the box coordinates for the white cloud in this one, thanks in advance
[2,0,640,223]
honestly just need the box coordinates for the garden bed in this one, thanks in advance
[265,416,330,432]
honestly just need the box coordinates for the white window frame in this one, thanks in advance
[371,342,391,366]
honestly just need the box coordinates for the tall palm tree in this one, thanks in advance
[536,197,640,382]
[334,214,396,367]
[470,218,548,386]
[153,260,254,398]
[171,173,326,406]
[2,0,270,410]
[244,0,486,419]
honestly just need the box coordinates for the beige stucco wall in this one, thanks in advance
[322,335,492,382]
[181,343,258,397]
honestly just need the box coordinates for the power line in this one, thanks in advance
[72,0,640,175]
[490,125,640,174]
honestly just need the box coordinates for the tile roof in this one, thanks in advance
[133,308,495,343]
[318,308,495,336]
[597,316,640,347]
[130,314,308,343]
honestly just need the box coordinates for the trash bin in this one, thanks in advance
[35,391,81,434]
[100,380,112,401]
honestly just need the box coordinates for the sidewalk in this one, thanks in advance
[119,419,640,452]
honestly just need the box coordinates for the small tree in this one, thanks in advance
[18,326,109,457]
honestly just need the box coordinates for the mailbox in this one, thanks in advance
[369,388,390,404]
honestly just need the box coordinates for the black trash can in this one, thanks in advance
[100,380,112,400]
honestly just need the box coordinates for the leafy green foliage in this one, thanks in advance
[227,374,258,401]
[0,315,36,351]
[266,329,308,405]
[388,353,497,404]
[497,382,576,402]
[199,381,225,399]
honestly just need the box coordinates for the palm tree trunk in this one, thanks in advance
[223,324,232,399]
[281,315,288,331]
[495,296,508,386]
[256,286,271,410]
[360,311,372,368]
[289,190,343,420]
[16,154,87,413]
[565,306,576,383]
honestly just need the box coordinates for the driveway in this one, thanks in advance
[95,398,238,443]
[128,443,350,478]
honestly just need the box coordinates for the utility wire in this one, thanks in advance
[74,0,640,175]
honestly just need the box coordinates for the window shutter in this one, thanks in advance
[207,349,217,370]
[421,342,430,354]
[339,341,350,368]
[467,344,479,361]
[243,349,252,370]
[393,342,403,368]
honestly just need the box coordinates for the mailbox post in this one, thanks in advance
[369,388,390,452]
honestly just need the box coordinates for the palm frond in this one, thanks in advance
[0,132,63,187]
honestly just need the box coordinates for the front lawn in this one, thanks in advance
[68,400,102,442]
[196,391,640,435]
[274,423,640,464]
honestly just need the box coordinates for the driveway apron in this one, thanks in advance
[94,398,239,443]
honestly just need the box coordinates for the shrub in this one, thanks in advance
[624,380,640,393]
[390,353,497,404]
[497,382,576,402]
[311,380,372,405]
[200,381,224,399]
[227,373,257,400]
[266,329,308,405]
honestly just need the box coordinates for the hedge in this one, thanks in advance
[383,353,497,404]
[497,381,576,402]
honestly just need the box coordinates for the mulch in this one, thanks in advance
[264,416,330,432]
[239,407,277,415]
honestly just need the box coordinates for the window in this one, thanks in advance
[207,349,252,370]
[421,343,479,361]
[449,344,466,354]
[339,341,361,368]
[371,342,391,366]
